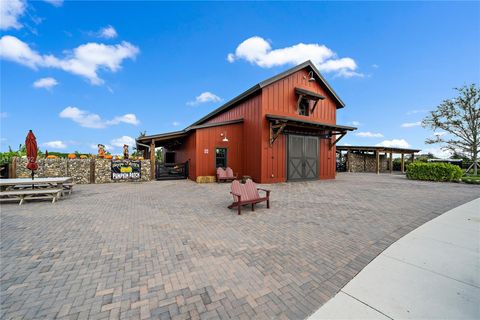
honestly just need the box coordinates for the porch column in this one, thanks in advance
[150,141,156,180]
[389,151,393,174]
[401,153,405,173]
[411,153,415,163]
[376,150,380,174]
[347,151,352,172]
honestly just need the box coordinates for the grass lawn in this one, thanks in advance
[462,174,480,184]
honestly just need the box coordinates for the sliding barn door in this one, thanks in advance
[287,135,319,181]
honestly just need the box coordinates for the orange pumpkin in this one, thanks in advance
[80,155,88,159]
[47,155,58,159]
[138,156,144,160]
[68,154,77,159]
[105,155,113,159]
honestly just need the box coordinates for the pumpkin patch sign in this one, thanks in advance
[111,160,141,180]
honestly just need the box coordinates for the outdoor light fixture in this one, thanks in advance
[221,132,229,142]
[307,71,315,82]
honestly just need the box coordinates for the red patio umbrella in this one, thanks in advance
[25,130,38,180]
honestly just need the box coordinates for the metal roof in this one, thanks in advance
[137,119,244,144]
[336,145,421,154]
[266,114,356,132]
[190,60,345,127]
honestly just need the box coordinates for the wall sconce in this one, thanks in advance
[220,132,229,142]
[303,71,315,82]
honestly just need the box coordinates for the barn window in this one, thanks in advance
[215,148,227,168]
[298,97,310,116]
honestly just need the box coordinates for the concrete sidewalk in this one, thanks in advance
[308,197,480,320]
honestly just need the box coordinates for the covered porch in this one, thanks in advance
[136,119,244,180]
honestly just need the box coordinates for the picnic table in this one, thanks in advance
[0,177,74,205]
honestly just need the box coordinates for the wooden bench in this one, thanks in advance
[0,189,62,205]
[228,179,270,215]
[12,182,74,196]
[62,183,74,195]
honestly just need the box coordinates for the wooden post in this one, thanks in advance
[150,141,156,180]
[376,151,380,174]
[401,153,405,173]
[411,153,415,163]
[363,152,366,172]
[347,151,352,172]
[389,151,393,174]
[10,156,17,178]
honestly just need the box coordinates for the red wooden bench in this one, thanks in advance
[228,179,270,215]
[217,167,237,183]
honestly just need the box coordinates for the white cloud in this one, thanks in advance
[227,36,363,78]
[0,0,25,30]
[42,140,67,149]
[355,131,384,138]
[107,114,140,126]
[421,147,452,159]
[401,121,421,128]
[434,131,447,137]
[172,121,180,126]
[0,35,139,85]
[372,64,379,68]
[59,106,140,129]
[33,77,58,89]
[376,139,411,148]
[98,25,117,39]
[111,136,135,148]
[351,121,361,126]
[187,92,222,106]
[43,0,63,7]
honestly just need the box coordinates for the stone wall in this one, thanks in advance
[346,152,389,172]
[15,158,151,184]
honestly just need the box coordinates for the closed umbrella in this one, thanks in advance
[25,130,38,180]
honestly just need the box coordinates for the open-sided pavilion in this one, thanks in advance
[336,145,421,174]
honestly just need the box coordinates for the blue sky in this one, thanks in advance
[1,1,479,157]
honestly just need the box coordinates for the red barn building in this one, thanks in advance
[137,61,356,183]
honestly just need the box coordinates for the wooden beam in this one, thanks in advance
[329,132,346,149]
[296,94,304,113]
[389,151,393,174]
[401,153,405,173]
[150,141,156,180]
[269,122,286,145]
[376,150,380,174]
[310,99,319,114]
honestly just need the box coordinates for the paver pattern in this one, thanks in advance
[1,173,479,320]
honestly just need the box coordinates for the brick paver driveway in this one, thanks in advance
[1,173,479,320]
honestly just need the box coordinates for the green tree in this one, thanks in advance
[422,84,480,175]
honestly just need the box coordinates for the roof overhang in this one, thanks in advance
[136,118,244,148]
[266,114,356,133]
[190,61,346,127]
[295,87,326,101]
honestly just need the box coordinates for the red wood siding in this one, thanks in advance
[194,123,244,177]
[260,69,339,183]
[204,93,262,181]
[175,132,196,180]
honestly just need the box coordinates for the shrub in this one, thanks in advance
[406,162,463,182]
